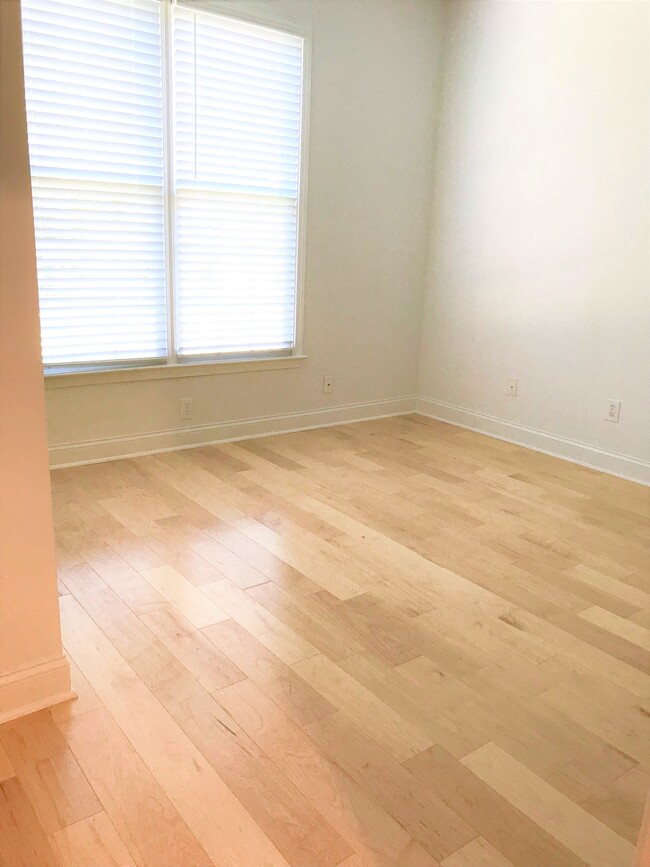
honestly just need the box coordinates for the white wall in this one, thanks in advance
[0,0,72,722]
[418,0,650,481]
[46,0,445,465]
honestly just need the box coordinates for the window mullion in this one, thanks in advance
[161,0,177,365]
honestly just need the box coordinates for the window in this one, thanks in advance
[21,0,306,373]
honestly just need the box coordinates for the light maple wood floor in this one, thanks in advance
[1,415,649,867]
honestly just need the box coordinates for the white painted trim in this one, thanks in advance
[41,1,309,380]
[49,396,417,468]
[293,20,311,359]
[175,1,313,39]
[45,354,306,389]
[48,392,649,484]
[416,397,650,487]
[0,656,75,724]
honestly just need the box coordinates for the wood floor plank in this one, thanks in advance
[547,608,650,672]
[565,565,650,614]
[305,712,477,862]
[337,651,484,758]
[216,678,440,867]
[203,618,336,726]
[49,812,137,867]
[0,776,58,867]
[496,607,650,698]
[397,655,575,777]
[79,542,167,615]
[62,708,211,867]
[404,745,587,867]
[0,710,102,835]
[579,605,650,652]
[0,741,14,782]
[441,837,515,866]
[314,590,422,666]
[98,489,176,536]
[153,515,270,589]
[247,581,368,661]
[138,564,229,628]
[537,676,650,765]
[144,525,225,586]
[142,458,368,599]
[139,604,246,692]
[636,789,650,867]
[60,571,350,867]
[118,623,352,867]
[630,608,650,629]
[59,594,291,867]
[462,742,635,867]
[215,535,322,594]
[201,577,320,664]
[417,602,555,667]
[546,759,647,843]
[334,856,370,867]
[294,654,432,762]
[174,511,321,594]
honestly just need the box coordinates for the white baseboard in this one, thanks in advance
[0,655,75,725]
[49,396,417,468]
[48,392,649,485]
[416,397,650,486]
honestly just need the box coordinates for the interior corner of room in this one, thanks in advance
[0,1,649,866]
[27,0,650,484]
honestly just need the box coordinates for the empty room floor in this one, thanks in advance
[1,415,648,867]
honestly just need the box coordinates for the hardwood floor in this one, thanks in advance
[2,415,649,867]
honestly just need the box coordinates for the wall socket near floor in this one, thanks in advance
[323,376,333,394]
[507,378,518,397]
[180,397,194,420]
[606,400,621,423]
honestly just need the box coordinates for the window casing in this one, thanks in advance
[20,0,307,375]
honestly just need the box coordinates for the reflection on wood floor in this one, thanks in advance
[1,415,648,866]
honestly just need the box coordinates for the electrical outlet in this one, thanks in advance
[606,400,621,423]
[180,397,193,420]
[507,378,518,397]
[323,376,333,394]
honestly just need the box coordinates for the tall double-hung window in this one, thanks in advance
[21,0,306,372]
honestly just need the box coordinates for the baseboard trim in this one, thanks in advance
[47,393,649,484]
[49,396,417,468]
[416,397,650,486]
[0,655,75,724]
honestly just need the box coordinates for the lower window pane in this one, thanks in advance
[32,180,168,366]
[174,189,297,358]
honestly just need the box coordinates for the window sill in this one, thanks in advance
[44,355,307,389]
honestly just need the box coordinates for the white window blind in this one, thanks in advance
[21,0,305,371]
[21,0,167,368]
[171,5,303,359]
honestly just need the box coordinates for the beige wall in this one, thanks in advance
[418,0,650,481]
[46,0,445,465]
[0,0,72,722]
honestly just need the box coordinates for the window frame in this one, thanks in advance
[33,0,311,385]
